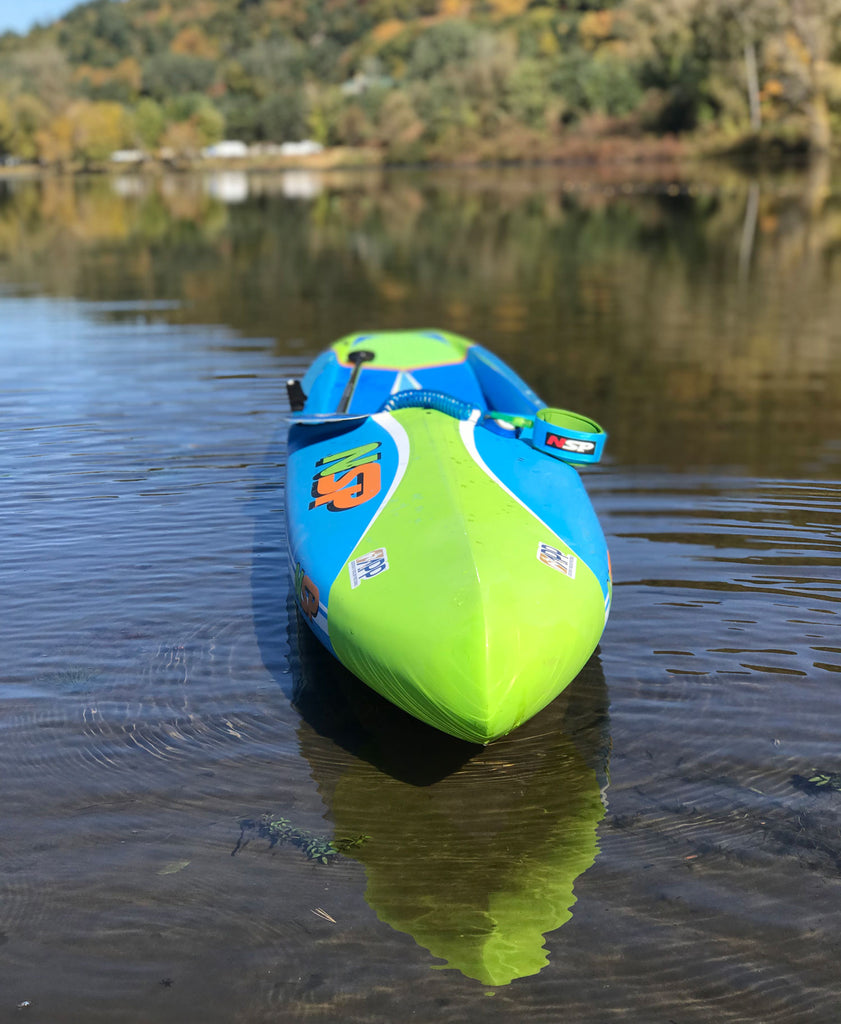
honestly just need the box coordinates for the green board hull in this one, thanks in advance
[327,408,606,743]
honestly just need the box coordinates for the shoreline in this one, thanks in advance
[0,133,822,185]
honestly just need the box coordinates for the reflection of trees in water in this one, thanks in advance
[1,167,840,472]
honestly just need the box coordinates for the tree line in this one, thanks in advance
[1,0,839,167]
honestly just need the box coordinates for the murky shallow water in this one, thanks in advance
[1,170,841,1022]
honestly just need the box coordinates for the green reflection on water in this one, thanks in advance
[292,615,609,986]
[329,730,604,986]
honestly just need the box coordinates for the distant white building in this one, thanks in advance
[341,72,392,97]
[249,142,285,156]
[201,140,249,159]
[110,149,145,164]
[341,74,365,97]
[278,140,324,157]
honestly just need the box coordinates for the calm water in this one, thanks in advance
[1,166,841,1022]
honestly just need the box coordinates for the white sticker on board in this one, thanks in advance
[537,542,577,579]
[349,548,389,589]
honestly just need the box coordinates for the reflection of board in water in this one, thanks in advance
[291,605,610,986]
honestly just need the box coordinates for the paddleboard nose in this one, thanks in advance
[329,562,604,743]
[325,407,607,743]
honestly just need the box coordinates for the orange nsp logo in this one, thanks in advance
[309,442,382,512]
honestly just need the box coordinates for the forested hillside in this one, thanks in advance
[1,0,839,167]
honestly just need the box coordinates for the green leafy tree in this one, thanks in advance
[163,91,208,124]
[625,0,714,131]
[581,53,644,117]
[375,88,424,158]
[67,99,132,164]
[218,95,261,142]
[407,20,482,79]
[505,58,552,128]
[5,46,73,114]
[236,39,308,99]
[777,0,841,150]
[335,102,374,146]
[193,100,225,146]
[257,92,307,141]
[0,96,15,157]
[142,53,216,101]
[58,0,137,65]
[133,96,166,149]
[307,84,345,146]
[687,0,841,146]
[6,93,50,161]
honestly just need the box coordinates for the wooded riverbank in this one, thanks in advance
[2,1,838,174]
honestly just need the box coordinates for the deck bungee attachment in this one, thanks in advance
[379,389,480,421]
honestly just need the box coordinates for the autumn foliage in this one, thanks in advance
[0,0,839,167]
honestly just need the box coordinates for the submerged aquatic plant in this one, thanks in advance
[235,814,369,864]
[792,772,841,793]
[38,665,103,693]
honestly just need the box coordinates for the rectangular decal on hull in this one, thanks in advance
[349,547,389,589]
[537,542,577,579]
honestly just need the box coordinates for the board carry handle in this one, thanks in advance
[483,411,533,430]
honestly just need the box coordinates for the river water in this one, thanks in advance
[1,165,840,1022]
